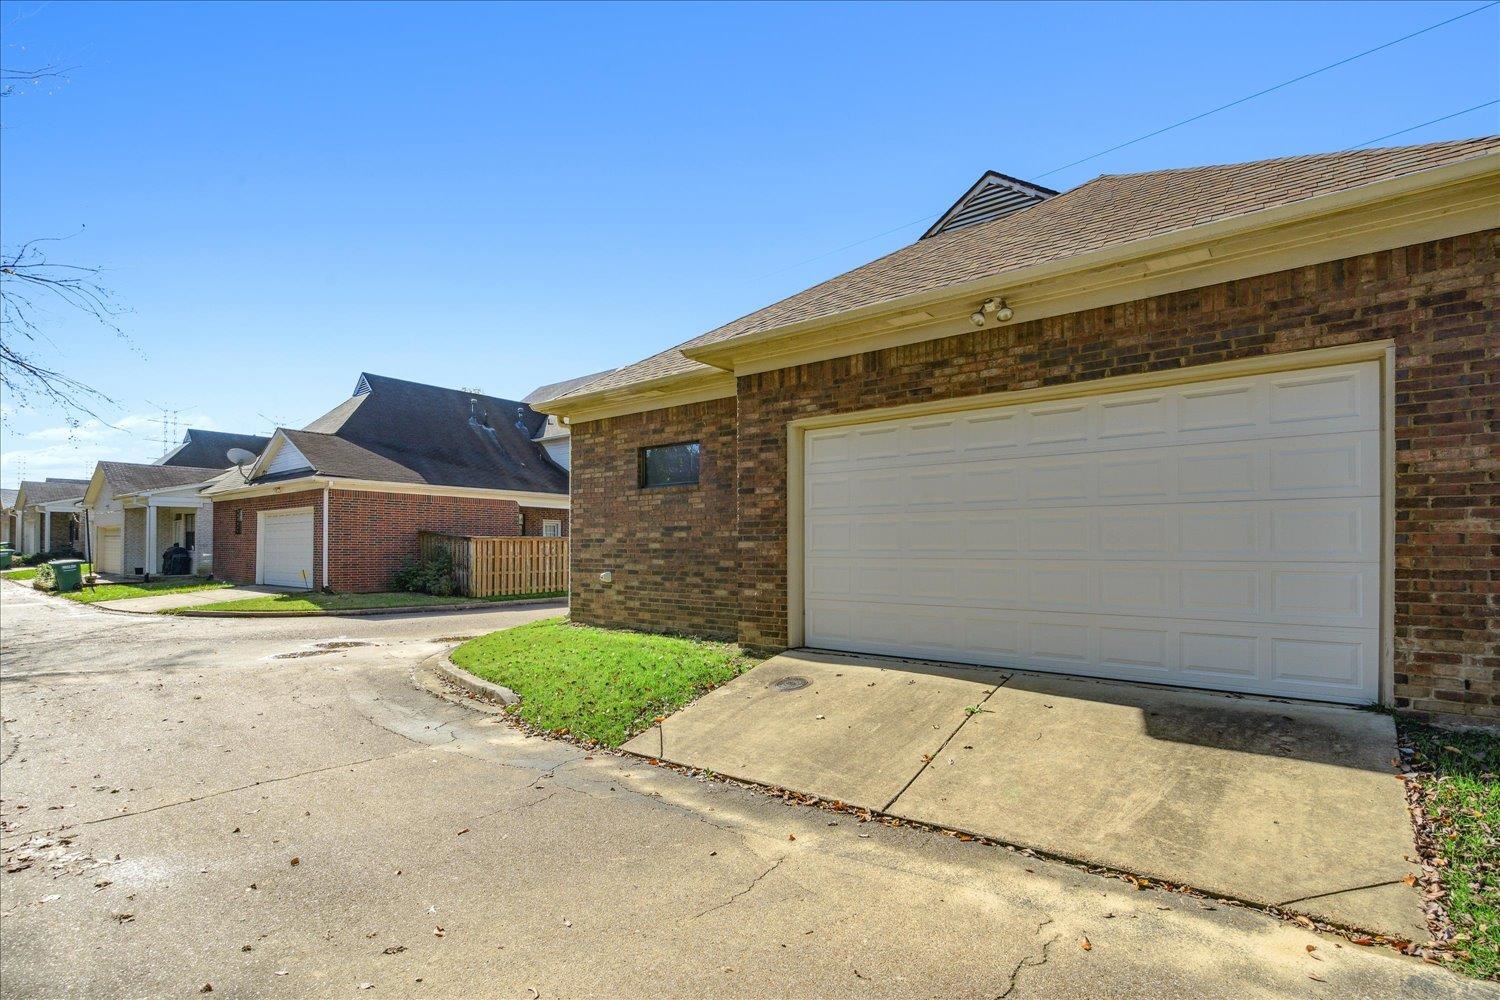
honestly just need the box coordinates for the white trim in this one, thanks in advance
[208,474,570,507]
[784,341,1397,702]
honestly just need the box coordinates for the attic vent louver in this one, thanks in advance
[921,171,1057,239]
[353,375,373,397]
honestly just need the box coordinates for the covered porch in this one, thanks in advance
[105,487,212,578]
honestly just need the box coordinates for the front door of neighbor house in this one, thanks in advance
[801,360,1383,705]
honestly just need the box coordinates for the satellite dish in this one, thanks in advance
[225,448,257,466]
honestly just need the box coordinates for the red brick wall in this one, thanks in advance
[519,506,569,537]
[212,489,326,589]
[327,490,520,592]
[569,397,739,639]
[212,487,524,593]
[734,231,1498,724]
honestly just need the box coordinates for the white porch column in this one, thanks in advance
[145,505,158,576]
[42,510,51,552]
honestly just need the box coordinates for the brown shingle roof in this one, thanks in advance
[101,463,225,496]
[549,138,1500,403]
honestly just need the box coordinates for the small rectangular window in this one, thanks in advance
[542,519,562,538]
[234,509,244,535]
[639,441,700,488]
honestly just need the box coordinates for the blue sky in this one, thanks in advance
[2,0,1497,486]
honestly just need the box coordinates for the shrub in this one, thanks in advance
[392,551,458,596]
[31,562,58,592]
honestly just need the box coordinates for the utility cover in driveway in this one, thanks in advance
[624,649,1425,939]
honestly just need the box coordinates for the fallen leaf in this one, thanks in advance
[1081,937,1092,951]
[200,985,213,994]
[290,857,300,867]
[1401,873,1417,886]
[456,829,469,837]
[382,946,406,955]
[787,834,796,841]
[433,926,445,938]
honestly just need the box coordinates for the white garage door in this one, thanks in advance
[803,361,1383,704]
[96,527,123,576]
[258,508,315,589]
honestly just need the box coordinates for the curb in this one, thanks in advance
[168,597,567,618]
[433,650,521,706]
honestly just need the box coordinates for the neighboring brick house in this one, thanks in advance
[77,430,271,578]
[535,138,1500,726]
[11,479,89,556]
[82,463,226,577]
[205,374,569,592]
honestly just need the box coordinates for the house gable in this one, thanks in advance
[263,435,315,477]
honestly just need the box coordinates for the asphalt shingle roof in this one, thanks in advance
[158,429,270,469]
[99,463,225,496]
[522,370,616,405]
[17,479,89,505]
[231,374,569,494]
[545,138,1500,403]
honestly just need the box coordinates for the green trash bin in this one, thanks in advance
[0,550,11,570]
[48,558,85,593]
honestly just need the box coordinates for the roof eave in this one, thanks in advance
[683,148,1500,373]
[530,366,735,422]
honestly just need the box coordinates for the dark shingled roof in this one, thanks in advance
[236,373,568,494]
[157,429,271,469]
[522,369,616,405]
[17,479,89,505]
[99,462,225,496]
[545,138,1500,404]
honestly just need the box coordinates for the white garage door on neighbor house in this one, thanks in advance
[257,507,315,589]
[802,361,1383,704]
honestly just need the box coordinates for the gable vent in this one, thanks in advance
[353,374,373,397]
[922,172,1057,239]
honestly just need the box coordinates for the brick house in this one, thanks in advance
[206,374,569,592]
[11,479,89,556]
[534,138,1500,726]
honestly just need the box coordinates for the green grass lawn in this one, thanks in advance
[2,562,91,582]
[1403,722,1498,979]
[181,589,566,613]
[61,578,230,604]
[450,617,755,747]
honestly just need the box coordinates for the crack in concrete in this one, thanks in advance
[1274,878,1407,907]
[881,675,1010,813]
[689,856,786,920]
[5,749,413,840]
[995,919,1057,999]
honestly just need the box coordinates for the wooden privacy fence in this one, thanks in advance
[417,532,568,598]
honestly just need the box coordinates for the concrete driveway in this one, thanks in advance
[3,584,1476,998]
[624,650,1425,940]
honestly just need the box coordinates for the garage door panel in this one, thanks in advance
[805,433,1379,514]
[799,362,1379,477]
[259,508,314,589]
[806,559,1375,628]
[812,498,1377,564]
[96,528,123,576]
[807,602,1380,702]
[803,361,1384,704]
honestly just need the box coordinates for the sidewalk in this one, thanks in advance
[93,585,297,613]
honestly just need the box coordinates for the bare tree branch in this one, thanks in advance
[1,63,131,423]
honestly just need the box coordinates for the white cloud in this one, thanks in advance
[2,411,220,486]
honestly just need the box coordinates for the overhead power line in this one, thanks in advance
[1031,0,1500,180]
[756,1,1500,280]
[1344,99,1500,150]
